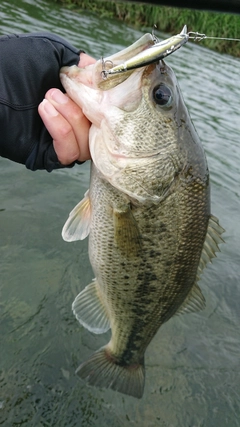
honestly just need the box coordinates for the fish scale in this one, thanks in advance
[60,33,224,399]
[83,163,209,375]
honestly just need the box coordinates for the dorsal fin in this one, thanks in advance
[175,214,225,316]
[197,214,225,279]
[175,283,206,315]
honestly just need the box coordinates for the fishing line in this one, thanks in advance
[188,32,240,42]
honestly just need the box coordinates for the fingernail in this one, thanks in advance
[50,89,68,104]
[42,99,58,117]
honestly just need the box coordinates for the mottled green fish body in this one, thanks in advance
[60,35,224,399]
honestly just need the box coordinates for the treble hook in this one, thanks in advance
[101,58,114,80]
[152,24,159,44]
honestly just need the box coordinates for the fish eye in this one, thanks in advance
[153,84,172,107]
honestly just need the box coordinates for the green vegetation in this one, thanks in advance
[54,0,240,56]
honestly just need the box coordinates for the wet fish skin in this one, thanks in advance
[60,39,224,399]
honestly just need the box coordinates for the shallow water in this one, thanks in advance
[0,1,240,426]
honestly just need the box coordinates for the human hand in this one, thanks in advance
[38,53,96,165]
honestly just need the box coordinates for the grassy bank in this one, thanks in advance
[54,0,240,57]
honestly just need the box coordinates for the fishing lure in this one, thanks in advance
[101,25,189,78]
[101,26,240,78]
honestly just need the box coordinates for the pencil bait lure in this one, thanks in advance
[101,25,189,79]
[101,26,240,80]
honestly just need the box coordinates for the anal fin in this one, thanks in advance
[72,279,110,334]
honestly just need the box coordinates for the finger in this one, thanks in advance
[78,53,96,68]
[38,99,81,165]
[45,89,91,161]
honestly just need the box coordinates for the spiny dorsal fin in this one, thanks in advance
[197,214,225,278]
[72,279,110,334]
[62,190,91,242]
[175,215,224,316]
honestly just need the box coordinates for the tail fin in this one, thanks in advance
[76,346,145,399]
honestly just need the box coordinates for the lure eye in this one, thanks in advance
[153,84,172,107]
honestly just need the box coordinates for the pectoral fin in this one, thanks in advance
[62,190,91,242]
[113,205,142,257]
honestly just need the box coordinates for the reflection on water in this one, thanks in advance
[0,0,240,426]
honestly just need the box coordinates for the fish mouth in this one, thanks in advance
[108,148,162,161]
[90,124,163,178]
[99,134,162,163]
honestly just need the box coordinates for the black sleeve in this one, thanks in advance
[0,32,83,172]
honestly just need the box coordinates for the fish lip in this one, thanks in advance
[111,150,162,160]
[94,126,162,162]
[102,143,163,162]
[90,131,163,175]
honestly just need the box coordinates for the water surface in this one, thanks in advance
[0,1,240,426]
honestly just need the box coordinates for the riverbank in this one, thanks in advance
[53,0,240,57]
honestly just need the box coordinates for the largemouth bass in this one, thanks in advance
[60,34,224,399]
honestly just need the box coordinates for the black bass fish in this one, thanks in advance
[60,34,224,399]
